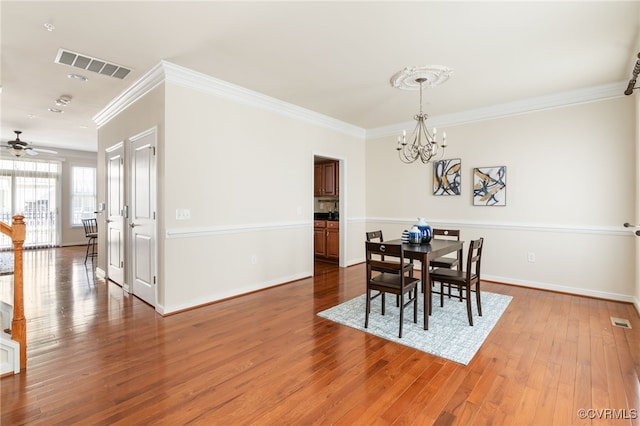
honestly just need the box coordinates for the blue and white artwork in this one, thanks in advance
[433,158,461,196]
[473,166,506,206]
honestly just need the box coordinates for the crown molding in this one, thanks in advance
[93,62,165,128]
[367,81,628,139]
[93,61,365,138]
[94,62,626,139]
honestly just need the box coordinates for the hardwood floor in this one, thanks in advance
[1,246,639,425]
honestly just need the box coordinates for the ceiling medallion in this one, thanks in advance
[390,65,452,90]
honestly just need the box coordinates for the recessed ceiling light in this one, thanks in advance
[27,114,36,119]
[55,95,72,106]
[67,73,88,82]
[44,23,55,32]
[48,108,64,114]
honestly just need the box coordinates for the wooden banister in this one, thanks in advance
[1,215,26,370]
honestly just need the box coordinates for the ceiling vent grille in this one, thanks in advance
[55,48,132,79]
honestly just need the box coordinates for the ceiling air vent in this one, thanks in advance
[55,48,132,80]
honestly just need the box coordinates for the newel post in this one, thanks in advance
[11,215,26,370]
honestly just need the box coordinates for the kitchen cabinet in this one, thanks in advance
[314,220,327,257]
[314,161,338,197]
[325,221,339,259]
[314,220,339,261]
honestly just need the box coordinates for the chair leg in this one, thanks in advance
[84,239,91,264]
[398,293,404,338]
[466,286,473,326]
[476,283,482,316]
[365,289,371,329]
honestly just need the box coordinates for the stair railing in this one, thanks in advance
[0,215,26,371]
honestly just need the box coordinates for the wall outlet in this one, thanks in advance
[527,252,536,263]
[251,255,258,265]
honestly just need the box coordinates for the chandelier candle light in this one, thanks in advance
[391,65,452,164]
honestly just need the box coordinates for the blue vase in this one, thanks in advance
[415,218,432,244]
[408,226,422,244]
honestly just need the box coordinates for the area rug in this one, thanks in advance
[317,291,512,365]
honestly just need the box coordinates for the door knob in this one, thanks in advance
[623,222,640,236]
[130,223,138,228]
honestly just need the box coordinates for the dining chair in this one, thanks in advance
[366,230,414,306]
[430,228,461,269]
[365,241,419,338]
[81,218,98,264]
[429,237,484,326]
[365,230,414,273]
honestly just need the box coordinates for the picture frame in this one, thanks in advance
[473,166,506,206]
[433,158,461,196]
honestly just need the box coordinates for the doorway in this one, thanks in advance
[313,155,343,267]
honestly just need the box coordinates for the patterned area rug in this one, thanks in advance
[317,291,512,365]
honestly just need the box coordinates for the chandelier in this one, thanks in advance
[391,66,452,164]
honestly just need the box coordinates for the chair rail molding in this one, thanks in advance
[165,220,312,239]
[366,217,631,237]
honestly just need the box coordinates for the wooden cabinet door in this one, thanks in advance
[314,164,323,196]
[326,222,339,259]
[314,222,326,257]
[322,162,336,196]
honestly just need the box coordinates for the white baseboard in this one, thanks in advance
[482,274,637,304]
[95,267,106,279]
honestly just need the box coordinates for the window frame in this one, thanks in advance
[70,164,97,227]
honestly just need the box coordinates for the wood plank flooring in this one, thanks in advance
[1,246,639,425]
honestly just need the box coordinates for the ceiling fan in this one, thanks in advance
[2,130,58,157]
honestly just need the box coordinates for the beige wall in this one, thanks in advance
[366,96,637,302]
[161,83,366,312]
[96,63,637,312]
[97,78,366,314]
[635,93,640,313]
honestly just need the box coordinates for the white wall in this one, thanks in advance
[366,96,637,302]
[159,83,366,312]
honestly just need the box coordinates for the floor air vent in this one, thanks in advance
[55,48,132,79]
[610,317,632,329]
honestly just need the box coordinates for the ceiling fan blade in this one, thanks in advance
[32,147,58,154]
[25,149,39,156]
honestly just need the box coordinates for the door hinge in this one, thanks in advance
[120,261,124,268]
[153,276,156,285]
[152,146,156,156]
[153,211,156,220]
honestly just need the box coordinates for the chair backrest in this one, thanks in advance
[433,228,460,241]
[82,218,98,237]
[366,230,384,242]
[465,238,484,281]
[366,241,410,277]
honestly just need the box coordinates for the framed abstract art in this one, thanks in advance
[433,158,461,196]
[473,166,506,206]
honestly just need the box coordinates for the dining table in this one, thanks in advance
[385,238,464,330]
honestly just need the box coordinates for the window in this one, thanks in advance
[71,166,96,226]
[0,158,61,248]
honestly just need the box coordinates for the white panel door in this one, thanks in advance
[106,142,125,286]
[129,129,157,307]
